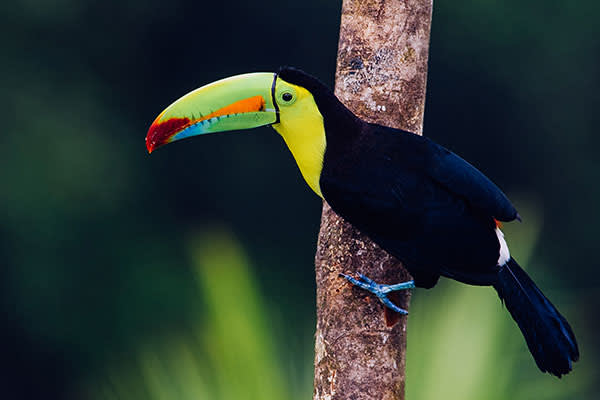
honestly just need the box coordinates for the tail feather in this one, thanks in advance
[493,258,579,377]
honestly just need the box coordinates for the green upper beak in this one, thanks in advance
[146,72,278,153]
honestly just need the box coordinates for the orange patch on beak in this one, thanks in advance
[199,95,266,122]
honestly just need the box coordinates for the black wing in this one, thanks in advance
[426,139,519,222]
[387,126,519,222]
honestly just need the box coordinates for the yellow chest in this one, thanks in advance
[271,91,326,198]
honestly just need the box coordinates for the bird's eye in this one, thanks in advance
[276,88,297,105]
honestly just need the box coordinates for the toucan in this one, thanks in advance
[146,67,579,377]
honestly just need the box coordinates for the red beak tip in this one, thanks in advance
[145,136,154,154]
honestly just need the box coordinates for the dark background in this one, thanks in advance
[2,1,598,399]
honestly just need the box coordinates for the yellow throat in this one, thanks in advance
[271,82,326,198]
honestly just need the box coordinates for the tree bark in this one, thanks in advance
[313,1,433,399]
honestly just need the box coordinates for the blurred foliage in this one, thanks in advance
[1,0,598,399]
[87,230,309,400]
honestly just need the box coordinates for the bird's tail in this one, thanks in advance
[493,258,579,377]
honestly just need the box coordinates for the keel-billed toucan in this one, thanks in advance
[146,67,578,377]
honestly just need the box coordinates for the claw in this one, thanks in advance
[340,273,414,315]
[358,274,376,285]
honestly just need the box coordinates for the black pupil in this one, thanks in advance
[282,92,293,101]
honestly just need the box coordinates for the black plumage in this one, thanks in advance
[278,67,579,377]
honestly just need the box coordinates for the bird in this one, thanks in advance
[146,66,579,377]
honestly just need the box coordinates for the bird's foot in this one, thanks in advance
[339,273,415,315]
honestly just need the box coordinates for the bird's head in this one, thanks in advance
[146,67,355,197]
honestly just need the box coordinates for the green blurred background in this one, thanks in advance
[2,0,598,399]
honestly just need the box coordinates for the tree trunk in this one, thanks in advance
[313,1,433,399]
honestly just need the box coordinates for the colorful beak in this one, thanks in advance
[146,72,278,153]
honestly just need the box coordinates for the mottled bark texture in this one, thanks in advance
[313,1,433,400]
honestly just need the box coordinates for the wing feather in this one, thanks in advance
[375,126,519,222]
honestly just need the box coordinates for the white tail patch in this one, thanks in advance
[496,227,510,266]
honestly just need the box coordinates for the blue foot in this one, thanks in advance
[339,273,415,315]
